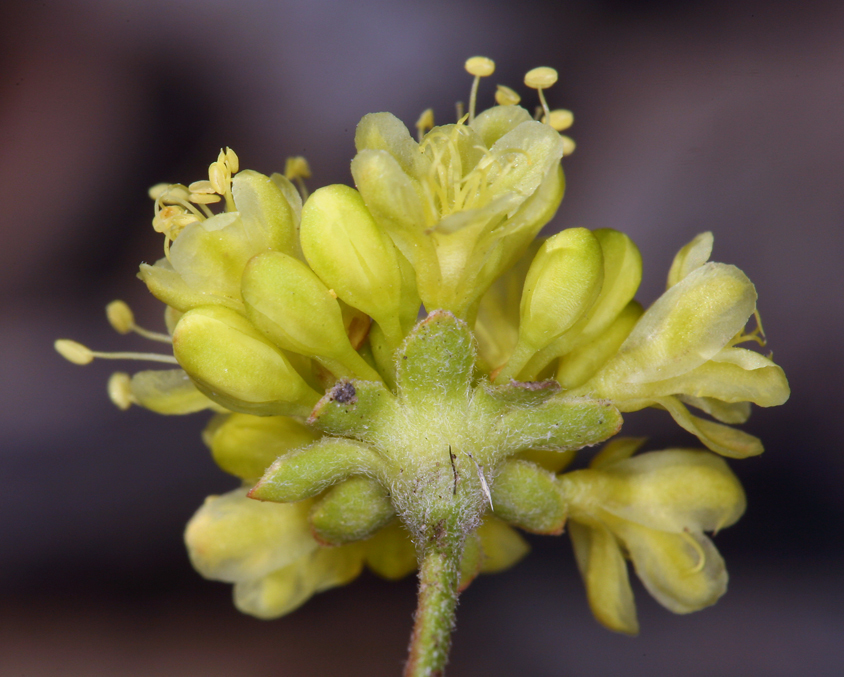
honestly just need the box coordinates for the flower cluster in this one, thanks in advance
[56,57,788,647]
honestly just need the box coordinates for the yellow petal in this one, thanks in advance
[233,544,365,620]
[610,518,728,615]
[184,488,316,584]
[569,521,638,635]
[476,515,530,573]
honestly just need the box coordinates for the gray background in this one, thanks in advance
[2,0,842,675]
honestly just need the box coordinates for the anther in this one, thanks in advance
[55,339,95,365]
[208,161,229,195]
[465,56,495,123]
[106,301,134,334]
[108,372,134,410]
[285,156,312,200]
[561,136,576,157]
[224,147,239,174]
[524,66,558,89]
[495,84,521,106]
[542,109,574,132]
[415,108,435,142]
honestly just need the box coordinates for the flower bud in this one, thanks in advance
[231,169,299,257]
[495,228,603,381]
[309,476,395,545]
[172,305,321,417]
[205,413,319,481]
[300,184,404,345]
[242,251,381,381]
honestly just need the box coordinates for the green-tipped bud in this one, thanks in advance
[242,251,382,381]
[249,439,386,503]
[309,476,395,545]
[491,459,567,534]
[496,228,603,381]
[172,305,321,417]
[205,413,319,481]
[300,185,405,346]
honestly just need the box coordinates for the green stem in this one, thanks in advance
[404,531,463,677]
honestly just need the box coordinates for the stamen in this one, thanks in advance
[108,372,134,410]
[54,339,178,366]
[561,135,576,157]
[728,309,767,348]
[494,84,521,106]
[464,56,495,123]
[415,108,435,142]
[524,66,558,123]
[681,528,706,574]
[106,300,172,344]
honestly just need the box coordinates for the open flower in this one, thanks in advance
[558,438,746,634]
[351,66,567,317]
[566,233,790,458]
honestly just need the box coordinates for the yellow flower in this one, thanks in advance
[350,79,567,317]
[54,59,789,651]
[558,438,746,635]
[567,233,790,458]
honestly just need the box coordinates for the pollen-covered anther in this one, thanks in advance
[542,109,574,132]
[415,108,435,141]
[285,156,312,180]
[465,56,495,78]
[106,301,134,334]
[208,161,229,195]
[54,339,94,365]
[107,372,134,410]
[494,84,521,106]
[524,66,558,89]
[148,183,190,203]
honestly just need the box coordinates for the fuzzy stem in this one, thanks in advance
[404,530,463,677]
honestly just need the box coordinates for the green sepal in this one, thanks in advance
[249,438,386,503]
[490,459,567,534]
[309,476,395,545]
[479,379,561,409]
[396,311,475,406]
[205,413,319,481]
[491,396,623,455]
[308,379,399,443]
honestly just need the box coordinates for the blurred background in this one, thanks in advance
[2,0,842,675]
